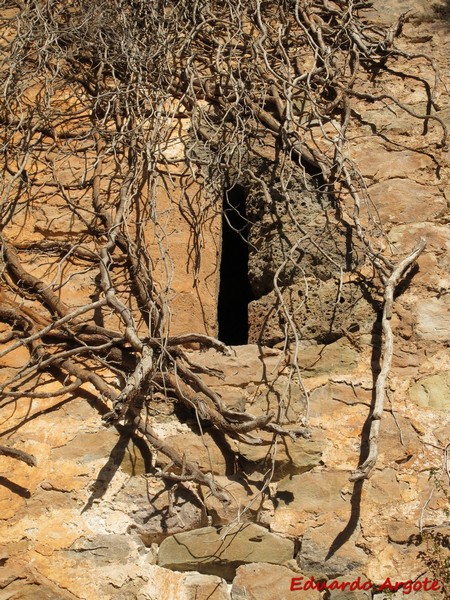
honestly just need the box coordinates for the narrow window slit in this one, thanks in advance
[217,185,254,345]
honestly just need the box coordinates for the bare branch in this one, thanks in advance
[350,237,427,481]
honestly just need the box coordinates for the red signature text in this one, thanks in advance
[290,575,441,594]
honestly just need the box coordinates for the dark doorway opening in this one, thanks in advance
[217,185,254,345]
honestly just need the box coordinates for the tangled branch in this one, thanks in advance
[0,0,442,499]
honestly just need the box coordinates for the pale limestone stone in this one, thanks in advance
[415,298,450,342]
[409,372,450,411]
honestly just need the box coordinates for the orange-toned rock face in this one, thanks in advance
[1,110,221,338]
[2,1,450,599]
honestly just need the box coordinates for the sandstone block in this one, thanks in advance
[188,345,284,388]
[364,468,408,506]
[130,484,204,545]
[272,471,350,537]
[275,471,349,514]
[351,140,433,182]
[297,522,368,579]
[201,476,262,525]
[239,436,323,480]
[156,429,228,476]
[231,563,321,600]
[368,179,445,225]
[182,572,231,600]
[299,340,359,377]
[157,524,295,581]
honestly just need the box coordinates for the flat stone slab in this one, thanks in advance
[157,524,295,581]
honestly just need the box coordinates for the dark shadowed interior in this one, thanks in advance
[217,185,254,345]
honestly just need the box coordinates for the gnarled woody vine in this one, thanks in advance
[0,0,442,500]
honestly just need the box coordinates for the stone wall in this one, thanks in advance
[1,1,450,599]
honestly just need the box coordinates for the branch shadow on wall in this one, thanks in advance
[325,317,382,560]
[0,476,31,498]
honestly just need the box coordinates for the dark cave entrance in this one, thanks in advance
[217,185,254,345]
